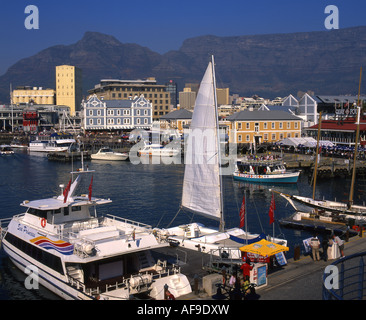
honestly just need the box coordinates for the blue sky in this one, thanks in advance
[0,0,365,75]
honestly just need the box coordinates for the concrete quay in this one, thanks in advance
[154,234,366,301]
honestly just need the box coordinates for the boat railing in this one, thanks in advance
[67,260,181,298]
[105,214,152,231]
[0,217,12,240]
[205,248,243,274]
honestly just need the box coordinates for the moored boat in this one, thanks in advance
[233,158,300,184]
[156,56,287,260]
[29,132,76,152]
[0,166,191,300]
[0,145,14,155]
[91,147,128,161]
[138,142,180,157]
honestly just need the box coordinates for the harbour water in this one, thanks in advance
[0,150,363,300]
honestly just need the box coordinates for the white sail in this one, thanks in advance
[181,60,222,221]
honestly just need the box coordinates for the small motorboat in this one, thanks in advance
[91,147,128,161]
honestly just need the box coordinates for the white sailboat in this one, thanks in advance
[157,56,286,258]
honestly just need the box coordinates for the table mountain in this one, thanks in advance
[0,26,365,104]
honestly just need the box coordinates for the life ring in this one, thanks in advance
[41,218,46,228]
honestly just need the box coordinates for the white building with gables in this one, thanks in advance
[83,94,153,131]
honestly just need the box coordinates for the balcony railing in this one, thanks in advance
[322,252,366,300]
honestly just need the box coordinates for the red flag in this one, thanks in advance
[269,192,275,225]
[88,176,93,201]
[63,179,72,203]
[239,195,245,228]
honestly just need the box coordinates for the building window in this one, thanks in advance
[271,122,275,129]
[144,118,148,124]
[89,119,93,125]
[97,119,101,125]
[246,134,250,142]
[246,123,250,130]
[97,110,101,116]
[279,122,283,129]
[238,135,242,142]
[124,110,130,115]
[295,122,298,129]
[264,122,267,129]
[272,133,276,140]
[136,118,140,124]
[89,110,93,116]
[287,122,291,129]
[264,133,268,140]
[238,122,242,130]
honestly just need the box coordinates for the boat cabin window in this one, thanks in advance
[27,208,48,219]
[64,207,69,216]
[71,206,81,212]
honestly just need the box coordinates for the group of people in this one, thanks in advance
[218,258,257,300]
[309,233,345,261]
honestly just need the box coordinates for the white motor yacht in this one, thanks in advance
[0,167,191,300]
[91,147,128,161]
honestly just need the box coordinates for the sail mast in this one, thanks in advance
[312,112,322,200]
[211,55,225,232]
[349,67,362,207]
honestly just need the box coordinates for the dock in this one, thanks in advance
[150,232,366,300]
[279,214,359,237]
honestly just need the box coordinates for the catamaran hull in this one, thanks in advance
[233,172,300,184]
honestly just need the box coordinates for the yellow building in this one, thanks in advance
[226,110,302,144]
[216,88,229,105]
[56,65,82,116]
[12,87,55,105]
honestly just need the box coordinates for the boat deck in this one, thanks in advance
[279,215,358,236]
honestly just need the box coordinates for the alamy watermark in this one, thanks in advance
[323,265,339,290]
[324,5,339,30]
[128,128,238,176]
[24,5,39,30]
[24,265,39,290]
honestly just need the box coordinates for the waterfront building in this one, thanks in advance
[305,110,366,147]
[87,78,172,120]
[0,104,24,131]
[83,94,152,131]
[226,110,302,144]
[0,104,71,132]
[216,88,230,105]
[159,108,192,134]
[165,80,178,108]
[56,65,83,116]
[12,86,56,105]
[179,88,196,110]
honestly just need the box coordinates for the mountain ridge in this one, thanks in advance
[1,26,366,104]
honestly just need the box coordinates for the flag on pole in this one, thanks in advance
[239,194,245,228]
[63,179,72,203]
[88,175,93,201]
[269,192,275,225]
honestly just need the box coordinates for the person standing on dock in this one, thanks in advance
[321,236,329,262]
[310,235,321,261]
[332,234,345,258]
[240,258,253,278]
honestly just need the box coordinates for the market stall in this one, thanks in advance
[239,239,289,288]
